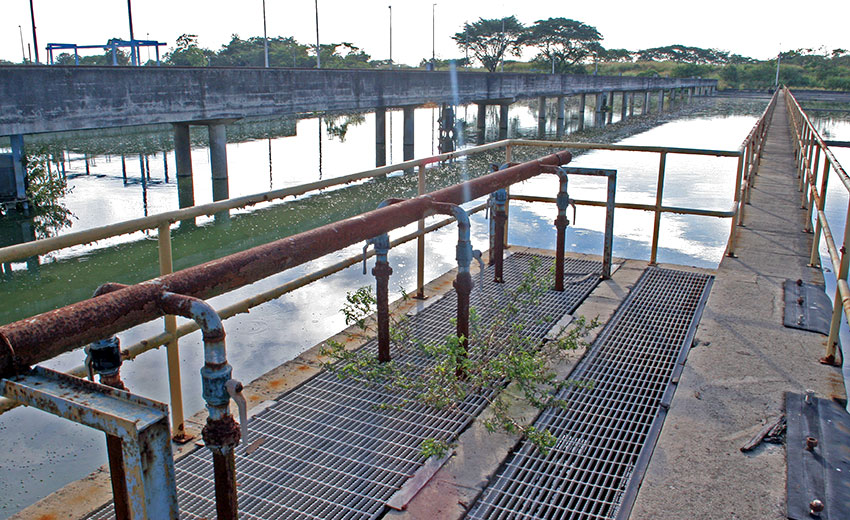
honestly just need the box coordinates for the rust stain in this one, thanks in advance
[35,514,57,520]
[297,365,309,371]
[267,378,284,389]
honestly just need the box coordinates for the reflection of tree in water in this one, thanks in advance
[25,150,75,239]
[325,114,366,142]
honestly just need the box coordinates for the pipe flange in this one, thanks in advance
[202,415,241,448]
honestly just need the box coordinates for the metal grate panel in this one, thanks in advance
[87,253,601,520]
[466,267,712,520]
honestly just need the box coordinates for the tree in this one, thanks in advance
[635,44,736,65]
[525,18,602,73]
[164,34,210,67]
[453,16,526,72]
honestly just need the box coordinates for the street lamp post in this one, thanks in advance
[18,25,26,63]
[314,0,321,68]
[29,0,39,64]
[431,4,436,67]
[388,5,392,68]
[262,0,269,68]
[127,0,136,65]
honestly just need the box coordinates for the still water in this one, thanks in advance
[0,95,777,516]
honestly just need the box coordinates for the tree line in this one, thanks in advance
[26,15,850,91]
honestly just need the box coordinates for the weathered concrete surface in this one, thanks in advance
[629,92,846,520]
[0,66,715,136]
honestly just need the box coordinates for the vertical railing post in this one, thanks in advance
[727,152,745,257]
[602,173,616,279]
[415,164,426,299]
[810,160,831,267]
[649,152,667,265]
[504,143,512,248]
[824,200,850,365]
[804,146,821,232]
[158,223,186,441]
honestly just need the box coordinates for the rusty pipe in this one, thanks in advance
[0,151,572,378]
[157,292,241,520]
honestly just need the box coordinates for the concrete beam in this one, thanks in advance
[0,67,718,136]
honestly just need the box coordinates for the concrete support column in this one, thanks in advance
[629,92,635,117]
[403,106,415,161]
[208,123,228,181]
[643,90,650,115]
[595,93,605,127]
[556,96,566,137]
[9,134,26,201]
[620,92,628,120]
[498,103,510,140]
[476,103,487,144]
[173,124,193,178]
[687,87,693,102]
[577,93,586,131]
[439,104,456,154]
[658,90,665,112]
[375,107,387,167]
[537,96,546,137]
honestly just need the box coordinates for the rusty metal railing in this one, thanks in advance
[0,134,764,432]
[786,87,850,365]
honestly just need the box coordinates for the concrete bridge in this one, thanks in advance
[0,66,716,203]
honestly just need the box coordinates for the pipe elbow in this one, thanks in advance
[158,292,225,343]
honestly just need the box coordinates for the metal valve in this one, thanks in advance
[225,379,248,446]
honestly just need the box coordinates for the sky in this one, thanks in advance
[1,0,848,66]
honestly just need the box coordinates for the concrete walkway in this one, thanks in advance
[630,92,846,519]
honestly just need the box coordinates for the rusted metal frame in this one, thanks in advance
[650,152,668,265]
[810,160,832,267]
[0,202,492,417]
[727,153,746,257]
[1,366,179,519]
[0,140,511,265]
[0,151,572,377]
[158,292,245,520]
[157,222,187,441]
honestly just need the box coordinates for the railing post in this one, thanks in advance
[650,152,667,265]
[727,152,745,257]
[810,160,831,267]
[158,223,186,441]
[824,200,850,365]
[804,146,821,232]
[416,164,426,299]
[503,143,512,248]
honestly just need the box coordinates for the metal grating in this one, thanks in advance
[86,253,601,520]
[466,267,713,520]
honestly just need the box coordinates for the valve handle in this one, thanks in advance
[225,379,248,446]
[362,243,371,274]
[472,250,485,289]
[570,201,577,225]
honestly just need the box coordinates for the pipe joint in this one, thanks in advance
[202,414,241,451]
[87,336,122,377]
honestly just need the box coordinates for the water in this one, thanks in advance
[0,96,771,517]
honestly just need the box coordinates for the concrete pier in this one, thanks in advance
[208,123,228,181]
[476,103,487,144]
[658,90,665,112]
[643,91,650,115]
[403,106,415,162]
[620,91,628,120]
[577,93,586,131]
[537,96,546,137]
[375,108,386,167]
[498,103,509,140]
[9,134,26,202]
[173,124,193,178]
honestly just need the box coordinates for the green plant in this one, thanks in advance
[25,150,74,239]
[321,258,597,458]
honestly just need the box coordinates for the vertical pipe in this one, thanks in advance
[373,259,392,362]
[825,200,850,364]
[158,223,185,440]
[650,152,667,264]
[416,165,426,298]
[602,174,616,279]
[810,160,831,267]
[493,191,506,283]
[504,144,512,247]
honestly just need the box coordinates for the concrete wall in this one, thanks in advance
[0,66,717,136]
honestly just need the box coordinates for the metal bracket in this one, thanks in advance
[784,280,832,335]
[2,366,179,519]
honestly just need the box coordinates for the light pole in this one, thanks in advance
[18,25,26,63]
[262,0,269,68]
[388,5,392,68]
[431,3,436,67]
[775,44,781,88]
[314,0,321,68]
[29,0,39,63]
[127,0,136,65]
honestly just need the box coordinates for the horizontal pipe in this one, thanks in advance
[511,194,737,218]
[511,139,740,157]
[0,151,569,376]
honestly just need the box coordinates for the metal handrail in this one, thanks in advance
[785,87,850,364]
[0,131,767,423]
